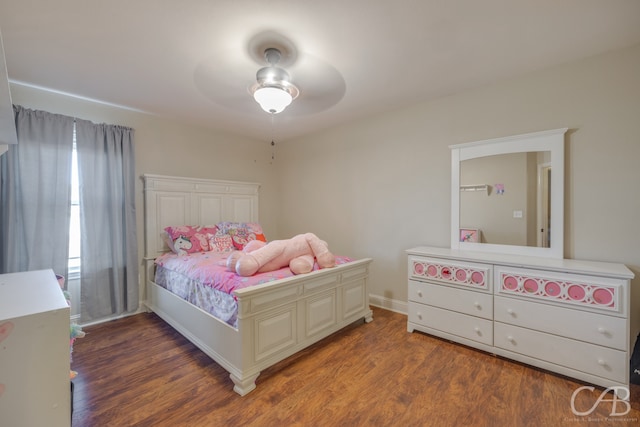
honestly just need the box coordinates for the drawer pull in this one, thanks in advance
[597,327,606,334]
[597,359,606,367]
[416,312,422,320]
[507,335,515,343]
[473,302,481,309]
[474,327,481,334]
[506,308,515,316]
[417,290,423,297]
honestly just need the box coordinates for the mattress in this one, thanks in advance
[154,264,241,327]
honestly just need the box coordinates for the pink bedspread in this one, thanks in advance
[155,251,353,295]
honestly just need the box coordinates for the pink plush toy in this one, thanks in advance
[227,232,336,276]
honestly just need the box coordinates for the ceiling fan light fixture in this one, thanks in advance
[253,86,293,114]
[250,47,299,114]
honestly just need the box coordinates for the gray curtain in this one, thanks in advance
[75,119,138,322]
[0,105,74,275]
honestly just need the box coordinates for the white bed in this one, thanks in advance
[142,174,373,395]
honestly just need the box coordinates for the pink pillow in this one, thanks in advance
[216,222,267,250]
[164,225,218,255]
[209,233,234,252]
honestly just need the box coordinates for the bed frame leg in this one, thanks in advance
[364,309,373,323]
[230,372,260,396]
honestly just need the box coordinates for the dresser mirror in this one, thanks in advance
[450,128,567,258]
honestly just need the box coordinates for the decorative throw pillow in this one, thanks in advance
[216,222,267,250]
[244,222,267,242]
[209,232,234,252]
[164,225,218,255]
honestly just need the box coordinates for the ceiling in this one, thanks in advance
[1,1,639,142]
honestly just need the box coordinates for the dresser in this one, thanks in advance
[0,269,70,427]
[407,246,635,392]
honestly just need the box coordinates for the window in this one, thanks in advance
[3,107,137,323]
[68,140,81,279]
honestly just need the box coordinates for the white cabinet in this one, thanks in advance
[407,247,634,391]
[0,269,70,427]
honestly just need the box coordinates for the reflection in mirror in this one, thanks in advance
[450,128,567,259]
[460,151,551,248]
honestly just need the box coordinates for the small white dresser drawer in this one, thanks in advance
[495,266,627,316]
[409,280,493,320]
[408,302,493,345]
[494,322,627,383]
[409,256,492,292]
[494,296,626,351]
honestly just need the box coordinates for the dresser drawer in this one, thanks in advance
[495,266,627,316]
[494,322,627,383]
[409,280,493,320]
[408,302,493,345]
[494,296,626,351]
[409,256,491,291]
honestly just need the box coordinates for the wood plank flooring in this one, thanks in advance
[71,307,640,426]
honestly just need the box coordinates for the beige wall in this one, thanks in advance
[276,44,640,342]
[8,84,280,297]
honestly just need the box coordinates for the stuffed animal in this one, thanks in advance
[227,232,336,276]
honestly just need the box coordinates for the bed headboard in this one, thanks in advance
[143,174,260,259]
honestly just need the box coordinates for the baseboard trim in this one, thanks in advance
[369,294,407,315]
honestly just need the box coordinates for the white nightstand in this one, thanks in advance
[0,269,70,426]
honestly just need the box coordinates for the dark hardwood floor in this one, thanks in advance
[71,307,640,426]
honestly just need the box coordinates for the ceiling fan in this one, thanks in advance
[250,47,299,114]
[193,31,346,117]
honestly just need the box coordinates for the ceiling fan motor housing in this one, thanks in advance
[256,65,291,85]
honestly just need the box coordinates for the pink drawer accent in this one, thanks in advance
[500,272,619,312]
[412,260,488,289]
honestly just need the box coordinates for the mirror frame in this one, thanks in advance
[450,128,567,259]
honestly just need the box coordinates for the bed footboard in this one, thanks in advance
[145,258,373,395]
[231,257,373,394]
